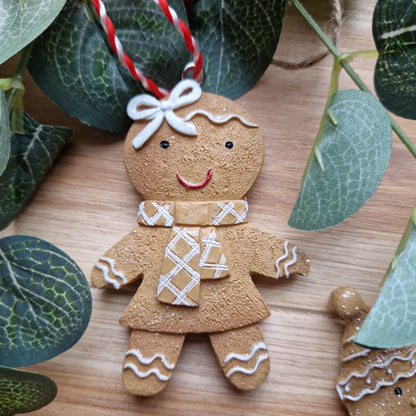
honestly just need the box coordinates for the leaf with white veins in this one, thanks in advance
[288,90,392,231]
[28,0,189,132]
[0,366,57,415]
[0,0,66,64]
[356,209,416,348]
[188,0,286,98]
[0,113,70,231]
[373,0,416,119]
[0,235,92,367]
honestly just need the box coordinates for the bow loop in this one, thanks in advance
[127,95,161,120]
[127,79,202,149]
[169,79,201,108]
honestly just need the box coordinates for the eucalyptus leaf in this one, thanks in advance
[373,0,416,119]
[0,90,11,176]
[0,235,92,367]
[355,224,416,348]
[188,0,286,98]
[0,366,57,416]
[28,0,189,132]
[0,0,66,65]
[288,90,392,231]
[0,113,70,231]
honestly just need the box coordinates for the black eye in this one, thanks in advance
[225,141,233,149]
[394,387,402,397]
[160,140,169,149]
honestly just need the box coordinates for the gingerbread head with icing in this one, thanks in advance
[330,287,416,415]
[91,80,310,396]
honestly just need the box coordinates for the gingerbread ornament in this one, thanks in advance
[330,287,416,415]
[91,79,310,396]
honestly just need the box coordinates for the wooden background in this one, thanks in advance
[2,0,416,414]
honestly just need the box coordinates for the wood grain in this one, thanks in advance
[2,1,416,414]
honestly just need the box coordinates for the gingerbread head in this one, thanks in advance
[91,80,309,396]
[330,287,416,415]
[123,79,264,201]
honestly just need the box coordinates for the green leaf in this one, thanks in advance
[0,0,66,65]
[0,91,11,176]
[188,0,286,99]
[0,235,92,367]
[373,0,416,119]
[288,89,392,231]
[0,366,57,416]
[27,0,190,132]
[0,113,70,231]
[355,224,416,348]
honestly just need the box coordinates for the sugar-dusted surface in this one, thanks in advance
[2,1,416,414]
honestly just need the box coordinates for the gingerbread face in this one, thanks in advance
[124,88,264,201]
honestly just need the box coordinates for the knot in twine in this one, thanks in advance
[127,79,202,149]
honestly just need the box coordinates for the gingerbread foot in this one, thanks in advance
[122,329,185,396]
[209,324,270,390]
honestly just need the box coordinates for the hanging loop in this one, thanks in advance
[182,62,205,85]
[90,0,204,98]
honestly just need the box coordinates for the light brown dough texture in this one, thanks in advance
[330,287,416,415]
[91,83,310,395]
[124,91,264,201]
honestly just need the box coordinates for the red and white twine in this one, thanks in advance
[90,0,203,98]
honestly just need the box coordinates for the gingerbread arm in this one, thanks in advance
[91,226,153,290]
[241,224,310,280]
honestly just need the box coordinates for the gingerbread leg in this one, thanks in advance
[122,329,185,396]
[209,324,270,390]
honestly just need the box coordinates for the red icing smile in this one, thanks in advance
[177,169,213,189]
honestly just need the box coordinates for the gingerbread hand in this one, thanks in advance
[91,226,168,289]
[228,224,310,281]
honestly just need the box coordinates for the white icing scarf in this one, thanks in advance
[137,200,248,307]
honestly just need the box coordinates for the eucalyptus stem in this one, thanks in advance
[290,0,416,159]
[6,42,33,110]
[340,50,379,60]
[300,58,341,183]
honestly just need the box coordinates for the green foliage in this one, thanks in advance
[0,91,10,176]
[0,235,92,367]
[0,0,66,65]
[356,223,416,348]
[188,0,286,99]
[0,113,70,231]
[288,90,392,231]
[0,366,57,416]
[373,0,416,119]
[27,0,286,130]
[0,0,415,363]
[27,0,190,132]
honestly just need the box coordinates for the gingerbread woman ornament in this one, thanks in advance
[91,80,310,396]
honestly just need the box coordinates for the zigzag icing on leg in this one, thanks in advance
[223,342,267,364]
[225,353,269,378]
[125,349,175,370]
[123,363,169,382]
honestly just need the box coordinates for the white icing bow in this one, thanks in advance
[127,79,202,149]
